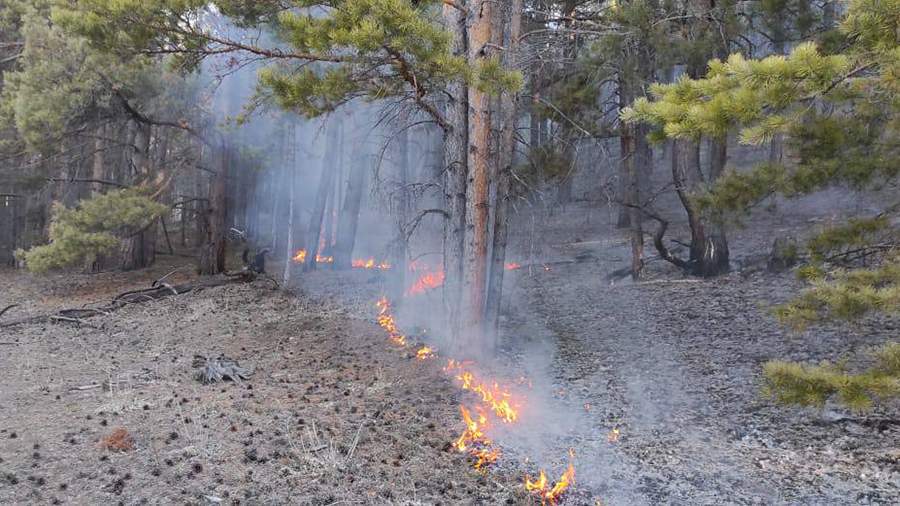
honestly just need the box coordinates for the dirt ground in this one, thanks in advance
[2,188,900,506]
[0,259,527,505]
[493,194,900,505]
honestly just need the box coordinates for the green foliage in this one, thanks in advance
[807,217,894,262]
[19,189,168,273]
[626,0,900,411]
[622,43,851,142]
[1,1,164,153]
[763,343,900,411]
[774,259,900,329]
[56,0,520,121]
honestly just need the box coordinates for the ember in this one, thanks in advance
[505,262,522,270]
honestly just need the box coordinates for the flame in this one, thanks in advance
[353,258,391,270]
[416,346,435,360]
[607,428,620,443]
[526,462,576,505]
[447,363,519,423]
[505,262,521,270]
[375,297,406,346]
[292,249,308,263]
[405,268,445,296]
[454,405,500,470]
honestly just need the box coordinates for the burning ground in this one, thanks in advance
[0,260,530,505]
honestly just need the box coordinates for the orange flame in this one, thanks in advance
[454,405,500,470]
[292,249,308,263]
[416,346,435,360]
[445,361,519,423]
[375,297,406,346]
[505,262,522,270]
[526,462,575,505]
[405,268,445,296]
[352,258,391,270]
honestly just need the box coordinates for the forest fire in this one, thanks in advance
[445,360,519,423]
[526,462,575,505]
[416,346,435,360]
[373,298,575,501]
[375,297,406,346]
[292,249,389,269]
[352,258,391,270]
[454,405,500,470]
[405,268,445,296]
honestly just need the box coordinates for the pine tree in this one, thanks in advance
[625,0,900,410]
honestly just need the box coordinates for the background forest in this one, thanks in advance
[1,0,899,503]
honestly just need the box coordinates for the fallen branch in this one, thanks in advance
[0,275,252,329]
[0,304,19,319]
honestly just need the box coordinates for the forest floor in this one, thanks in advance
[2,193,899,506]
[0,257,527,505]
[489,196,900,505]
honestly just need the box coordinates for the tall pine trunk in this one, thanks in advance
[461,0,496,349]
[442,0,469,343]
[485,0,523,338]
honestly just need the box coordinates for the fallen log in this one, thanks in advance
[0,274,253,329]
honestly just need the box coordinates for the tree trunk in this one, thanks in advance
[695,137,730,277]
[333,153,366,270]
[442,0,469,343]
[194,140,207,249]
[120,122,155,271]
[304,121,341,272]
[672,138,706,265]
[198,141,228,275]
[392,121,411,300]
[282,121,298,284]
[321,156,339,258]
[461,0,496,349]
[485,0,523,338]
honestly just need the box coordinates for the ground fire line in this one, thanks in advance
[374,296,576,504]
